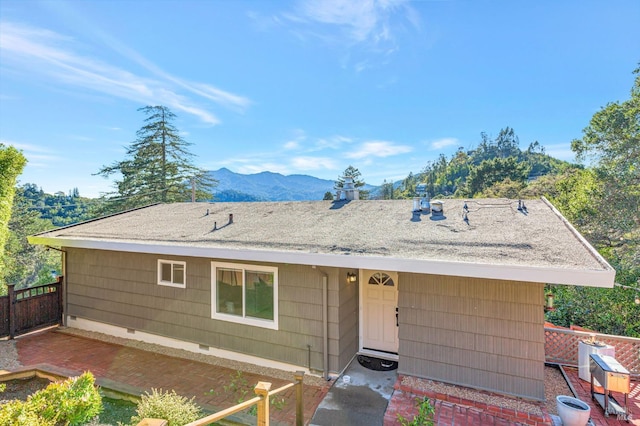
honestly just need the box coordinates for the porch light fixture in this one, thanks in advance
[347,272,357,283]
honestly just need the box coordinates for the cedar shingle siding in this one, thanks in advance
[66,247,545,399]
[65,248,357,374]
[398,273,545,400]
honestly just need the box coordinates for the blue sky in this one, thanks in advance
[1,0,638,198]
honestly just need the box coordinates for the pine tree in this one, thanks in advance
[96,106,215,212]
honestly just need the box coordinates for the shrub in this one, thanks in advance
[0,372,102,426]
[397,397,435,426]
[130,389,201,426]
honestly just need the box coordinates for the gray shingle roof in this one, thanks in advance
[30,198,615,287]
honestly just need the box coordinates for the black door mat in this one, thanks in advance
[357,354,398,371]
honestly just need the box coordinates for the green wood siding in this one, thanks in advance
[64,248,353,373]
[397,273,545,400]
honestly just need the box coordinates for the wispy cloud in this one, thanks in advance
[1,139,63,167]
[277,0,419,71]
[429,137,459,150]
[315,135,352,150]
[292,156,338,170]
[346,140,412,159]
[293,0,409,45]
[0,21,250,124]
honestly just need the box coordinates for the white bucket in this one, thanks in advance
[556,395,591,426]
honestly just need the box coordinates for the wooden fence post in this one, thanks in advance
[254,381,271,426]
[8,284,15,339]
[294,371,305,426]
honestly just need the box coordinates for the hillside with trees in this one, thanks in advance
[374,126,577,201]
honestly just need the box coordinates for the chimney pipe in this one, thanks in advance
[228,214,233,224]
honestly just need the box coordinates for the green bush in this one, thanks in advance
[0,372,102,426]
[130,389,202,426]
[397,397,435,426]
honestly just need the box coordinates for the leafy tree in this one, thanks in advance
[569,66,639,257]
[460,157,530,197]
[495,126,521,158]
[2,185,61,290]
[0,143,27,293]
[545,66,640,336]
[335,165,369,199]
[96,106,216,212]
[322,191,334,200]
[379,179,396,199]
[478,177,526,199]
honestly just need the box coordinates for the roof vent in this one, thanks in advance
[431,200,444,216]
[415,183,430,213]
[518,200,528,213]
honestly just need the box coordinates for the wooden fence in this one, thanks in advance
[0,277,64,339]
[138,371,306,426]
[545,327,640,377]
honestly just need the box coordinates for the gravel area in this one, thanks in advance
[0,339,22,371]
[401,364,572,417]
[544,364,572,415]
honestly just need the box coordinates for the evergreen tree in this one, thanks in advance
[96,106,215,212]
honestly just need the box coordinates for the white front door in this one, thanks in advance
[361,270,399,355]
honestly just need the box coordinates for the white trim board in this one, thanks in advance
[29,235,615,287]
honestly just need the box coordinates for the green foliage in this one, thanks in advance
[397,397,435,426]
[0,372,102,426]
[131,388,201,426]
[461,157,530,197]
[207,370,287,417]
[0,143,27,279]
[323,191,334,200]
[95,106,216,214]
[546,285,640,337]
[16,183,100,227]
[2,185,62,290]
[0,400,55,426]
[544,65,640,337]
[391,128,572,199]
[379,179,396,199]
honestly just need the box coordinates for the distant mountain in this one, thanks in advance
[208,168,341,201]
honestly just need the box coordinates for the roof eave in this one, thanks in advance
[29,235,615,288]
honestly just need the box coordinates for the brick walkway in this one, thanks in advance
[14,330,330,425]
[383,378,547,426]
[12,329,638,425]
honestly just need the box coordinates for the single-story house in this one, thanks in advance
[28,197,615,401]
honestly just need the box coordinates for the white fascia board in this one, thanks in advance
[28,235,615,288]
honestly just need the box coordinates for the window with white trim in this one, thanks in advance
[211,262,278,330]
[157,259,186,288]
